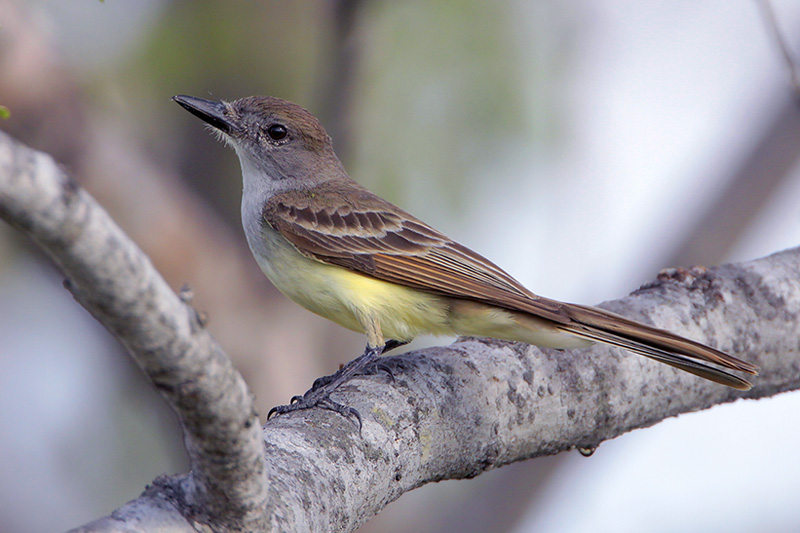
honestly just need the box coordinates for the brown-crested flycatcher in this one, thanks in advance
[173,95,758,425]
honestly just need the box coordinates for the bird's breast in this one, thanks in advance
[244,221,452,342]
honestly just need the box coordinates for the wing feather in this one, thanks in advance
[263,183,572,324]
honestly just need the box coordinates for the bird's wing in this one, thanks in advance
[262,182,572,325]
[263,183,758,388]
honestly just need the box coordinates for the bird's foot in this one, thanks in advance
[367,361,395,383]
[381,339,409,354]
[268,393,364,431]
[267,344,387,431]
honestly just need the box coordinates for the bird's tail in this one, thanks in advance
[554,303,759,390]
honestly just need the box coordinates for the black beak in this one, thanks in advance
[172,95,236,134]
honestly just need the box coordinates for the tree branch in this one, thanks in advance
[0,131,268,530]
[1,131,798,532]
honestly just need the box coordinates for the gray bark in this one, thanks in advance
[1,130,798,532]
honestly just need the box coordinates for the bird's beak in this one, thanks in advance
[172,95,237,134]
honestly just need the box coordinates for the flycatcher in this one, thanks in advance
[173,94,758,424]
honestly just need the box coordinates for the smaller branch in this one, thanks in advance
[68,493,194,532]
[0,131,268,530]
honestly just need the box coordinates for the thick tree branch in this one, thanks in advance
[1,131,798,532]
[0,131,268,530]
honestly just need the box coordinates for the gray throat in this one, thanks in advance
[238,153,280,260]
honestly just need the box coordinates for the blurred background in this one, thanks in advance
[2,1,800,531]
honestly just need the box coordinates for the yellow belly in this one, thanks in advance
[250,225,454,344]
[248,224,591,350]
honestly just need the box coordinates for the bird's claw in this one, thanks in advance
[267,393,363,432]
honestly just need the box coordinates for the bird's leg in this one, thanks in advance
[301,322,404,391]
[365,339,409,383]
[302,338,403,392]
[268,343,384,431]
[268,320,409,430]
[305,338,405,393]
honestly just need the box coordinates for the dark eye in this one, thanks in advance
[266,124,287,141]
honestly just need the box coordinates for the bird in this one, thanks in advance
[173,94,758,426]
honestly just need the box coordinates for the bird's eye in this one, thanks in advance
[266,124,288,141]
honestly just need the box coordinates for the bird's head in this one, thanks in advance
[173,94,345,190]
